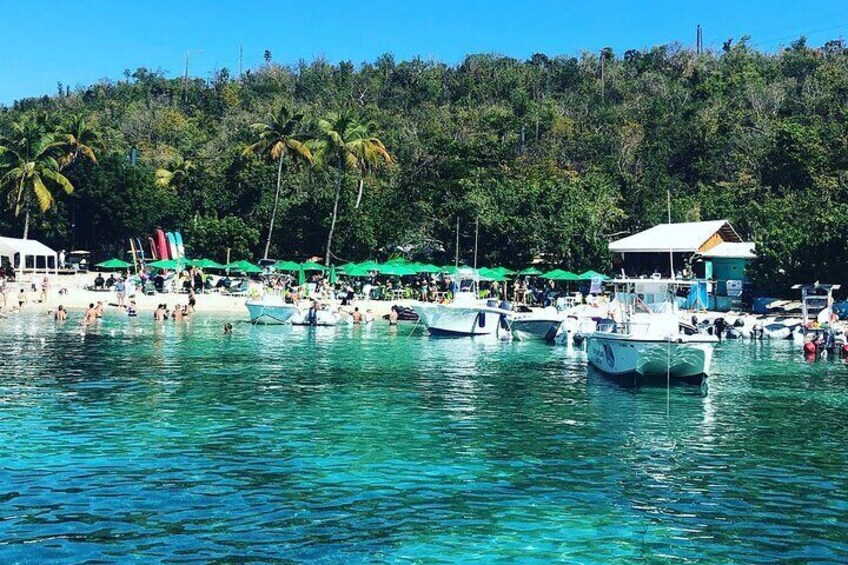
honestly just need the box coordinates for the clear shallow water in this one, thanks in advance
[0,314,847,564]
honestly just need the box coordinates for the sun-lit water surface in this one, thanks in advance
[0,313,847,563]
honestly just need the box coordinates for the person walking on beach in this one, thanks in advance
[187,290,196,314]
[40,277,49,303]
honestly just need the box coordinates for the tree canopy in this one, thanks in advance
[2,38,848,293]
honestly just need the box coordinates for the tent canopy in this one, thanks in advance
[0,236,58,274]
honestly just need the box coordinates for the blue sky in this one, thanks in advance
[1,0,847,104]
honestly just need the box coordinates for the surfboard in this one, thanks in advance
[175,231,185,258]
[156,229,169,259]
[148,236,158,260]
[167,232,178,260]
[135,237,146,263]
[129,238,138,271]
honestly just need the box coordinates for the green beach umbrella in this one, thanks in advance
[377,263,417,276]
[441,265,474,275]
[148,259,180,270]
[479,268,508,282]
[329,265,338,285]
[273,260,301,272]
[342,265,372,277]
[543,269,580,281]
[338,262,360,274]
[357,260,382,270]
[386,257,411,265]
[412,263,442,274]
[300,261,327,271]
[226,260,262,274]
[518,266,543,276]
[492,266,517,276]
[578,270,609,281]
[297,265,306,285]
[95,258,132,269]
[192,258,225,269]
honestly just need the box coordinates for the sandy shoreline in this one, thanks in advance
[1,273,406,319]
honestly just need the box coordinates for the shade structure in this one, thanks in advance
[478,268,508,282]
[341,265,372,277]
[226,260,262,274]
[191,258,225,269]
[411,263,442,274]
[300,261,327,271]
[491,266,517,275]
[337,262,360,274]
[148,259,181,270]
[377,263,417,276]
[542,269,579,281]
[329,265,338,285]
[96,258,132,269]
[578,270,609,281]
[518,266,543,275]
[297,265,306,285]
[357,260,382,270]
[0,236,58,275]
[273,260,301,272]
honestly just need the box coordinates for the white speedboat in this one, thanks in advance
[290,308,341,326]
[413,269,513,337]
[586,280,717,382]
[246,296,300,325]
[510,307,564,342]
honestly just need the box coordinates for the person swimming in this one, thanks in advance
[223,322,233,334]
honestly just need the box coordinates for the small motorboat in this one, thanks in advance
[246,296,300,325]
[510,307,564,342]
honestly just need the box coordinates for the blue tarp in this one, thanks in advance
[752,297,780,314]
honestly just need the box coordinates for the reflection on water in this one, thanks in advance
[0,314,847,563]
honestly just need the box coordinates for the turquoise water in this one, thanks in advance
[1,314,847,563]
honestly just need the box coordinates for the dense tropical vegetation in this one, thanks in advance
[2,38,848,293]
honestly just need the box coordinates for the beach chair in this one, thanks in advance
[225,279,249,296]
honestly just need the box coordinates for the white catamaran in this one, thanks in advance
[586,279,717,382]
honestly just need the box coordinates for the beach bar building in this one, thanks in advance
[0,236,59,277]
[608,220,755,311]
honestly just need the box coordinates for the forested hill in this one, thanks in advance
[2,38,848,293]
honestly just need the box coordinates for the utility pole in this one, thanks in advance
[183,49,204,101]
[239,44,244,77]
[696,25,703,54]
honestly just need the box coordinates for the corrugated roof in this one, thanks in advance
[701,242,756,259]
[608,220,739,253]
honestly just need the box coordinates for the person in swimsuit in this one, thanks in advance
[389,306,399,326]
[188,290,197,314]
[94,301,104,318]
[54,305,67,322]
[352,307,363,325]
[82,303,97,326]
[17,289,27,309]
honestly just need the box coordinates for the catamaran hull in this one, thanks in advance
[414,305,510,336]
[246,301,299,325]
[587,335,714,381]
[511,318,563,342]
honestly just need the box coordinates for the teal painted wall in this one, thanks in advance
[711,258,749,295]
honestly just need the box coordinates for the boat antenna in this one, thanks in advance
[473,216,479,269]
[667,188,675,280]
[455,217,460,268]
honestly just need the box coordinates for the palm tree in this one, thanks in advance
[155,155,194,189]
[243,105,313,259]
[313,112,392,265]
[0,118,74,239]
[55,114,100,168]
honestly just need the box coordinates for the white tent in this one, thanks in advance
[0,236,58,276]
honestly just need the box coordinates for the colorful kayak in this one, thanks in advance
[155,229,170,259]
[148,236,158,260]
[166,232,178,260]
[175,231,185,258]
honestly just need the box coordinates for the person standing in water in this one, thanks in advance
[82,303,97,326]
[54,305,67,322]
[17,288,27,310]
[388,306,399,326]
[352,307,363,324]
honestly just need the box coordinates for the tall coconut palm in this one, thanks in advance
[0,118,74,239]
[55,114,100,168]
[243,105,313,259]
[313,112,392,265]
[155,155,194,189]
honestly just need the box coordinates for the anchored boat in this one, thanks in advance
[586,279,717,382]
[413,268,513,337]
[246,295,300,325]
